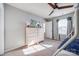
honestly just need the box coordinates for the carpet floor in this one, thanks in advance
[4,39,62,56]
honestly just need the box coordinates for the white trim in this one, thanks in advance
[0,3,4,55]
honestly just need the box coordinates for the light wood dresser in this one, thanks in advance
[26,27,44,46]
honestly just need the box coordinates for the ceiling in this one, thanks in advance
[7,3,74,18]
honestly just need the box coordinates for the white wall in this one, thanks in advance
[4,4,45,51]
[45,21,52,39]
[0,4,4,55]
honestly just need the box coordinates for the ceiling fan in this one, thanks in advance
[48,3,73,16]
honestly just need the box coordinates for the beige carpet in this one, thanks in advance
[4,39,62,56]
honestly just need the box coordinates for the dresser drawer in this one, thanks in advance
[26,27,44,46]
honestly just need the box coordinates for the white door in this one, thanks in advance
[45,21,52,39]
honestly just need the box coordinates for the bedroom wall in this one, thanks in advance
[0,3,4,55]
[4,4,45,52]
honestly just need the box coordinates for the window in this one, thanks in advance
[58,19,67,35]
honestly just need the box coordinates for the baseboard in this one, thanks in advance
[4,45,27,53]
[45,37,53,40]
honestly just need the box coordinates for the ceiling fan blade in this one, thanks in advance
[54,3,73,9]
[57,5,73,9]
[48,3,56,9]
[54,3,58,8]
[49,10,54,16]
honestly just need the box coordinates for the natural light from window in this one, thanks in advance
[58,19,67,35]
[22,44,53,55]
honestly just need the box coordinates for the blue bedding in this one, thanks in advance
[58,37,79,55]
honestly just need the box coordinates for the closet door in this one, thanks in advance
[45,21,52,39]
